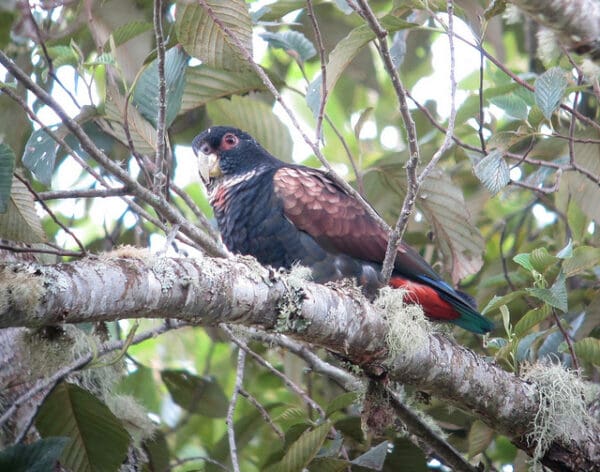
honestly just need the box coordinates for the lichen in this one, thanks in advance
[105,394,156,442]
[275,277,309,333]
[521,362,594,469]
[151,256,176,293]
[0,266,45,320]
[374,287,430,359]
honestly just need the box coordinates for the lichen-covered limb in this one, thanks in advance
[509,0,600,58]
[0,254,599,469]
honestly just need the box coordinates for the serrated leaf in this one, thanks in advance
[513,253,534,272]
[0,143,15,213]
[481,291,525,315]
[572,337,600,365]
[207,95,293,160]
[161,369,228,417]
[35,382,131,472]
[474,150,510,195]
[261,30,316,62]
[104,88,157,155]
[351,440,389,469]
[325,392,359,418]
[562,246,600,277]
[489,94,529,120]
[526,272,568,312]
[175,0,252,71]
[364,163,484,282]
[275,407,311,428]
[467,420,494,458]
[0,177,45,243]
[0,437,69,472]
[181,65,265,113]
[22,128,59,186]
[132,47,188,128]
[514,306,552,337]
[530,247,558,272]
[268,422,330,472]
[535,67,567,120]
[45,45,79,68]
[106,20,153,48]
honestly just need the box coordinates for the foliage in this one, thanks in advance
[0,0,599,471]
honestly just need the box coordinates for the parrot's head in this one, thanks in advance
[192,126,277,185]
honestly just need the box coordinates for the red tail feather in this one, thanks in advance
[389,277,460,321]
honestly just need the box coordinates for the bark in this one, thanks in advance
[509,0,600,59]
[0,253,599,470]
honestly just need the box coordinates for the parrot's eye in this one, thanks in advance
[222,133,239,150]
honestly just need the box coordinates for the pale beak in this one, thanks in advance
[196,151,222,184]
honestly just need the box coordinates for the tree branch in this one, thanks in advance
[0,254,598,469]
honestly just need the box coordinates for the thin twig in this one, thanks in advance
[227,348,245,472]
[37,187,130,200]
[305,0,328,142]
[153,0,168,194]
[221,326,325,417]
[551,309,580,372]
[238,387,284,440]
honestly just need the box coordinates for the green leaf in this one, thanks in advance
[44,45,79,69]
[267,422,330,472]
[175,0,252,71]
[22,128,59,186]
[207,95,293,160]
[0,437,69,472]
[142,431,170,472]
[181,65,265,113]
[132,47,188,128]
[467,420,494,458]
[529,247,558,272]
[384,438,428,471]
[106,20,153,48]
[535,67,567,120]
[351,440,389,469]
[325,391,359,418]
[104,88,157,155]
[0,177,46,243]
[275,407,311,428]
[260,31,316,62]
[513,253,534,272]
[306,25,372,117]
[307,457,349,472]
[35,382,131,472]
[526,272,568,312]
[514,306,552,337]
[572,337,600,365]
[473,150,510,195]
[567,201,587,243]
[489,94,529,120]
[562,246,600,277]
[0,143,15,213]
[481,291,526,315]
[117,364,160,413]
[161,369,228,417]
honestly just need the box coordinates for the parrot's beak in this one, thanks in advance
[196,151,222,184]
